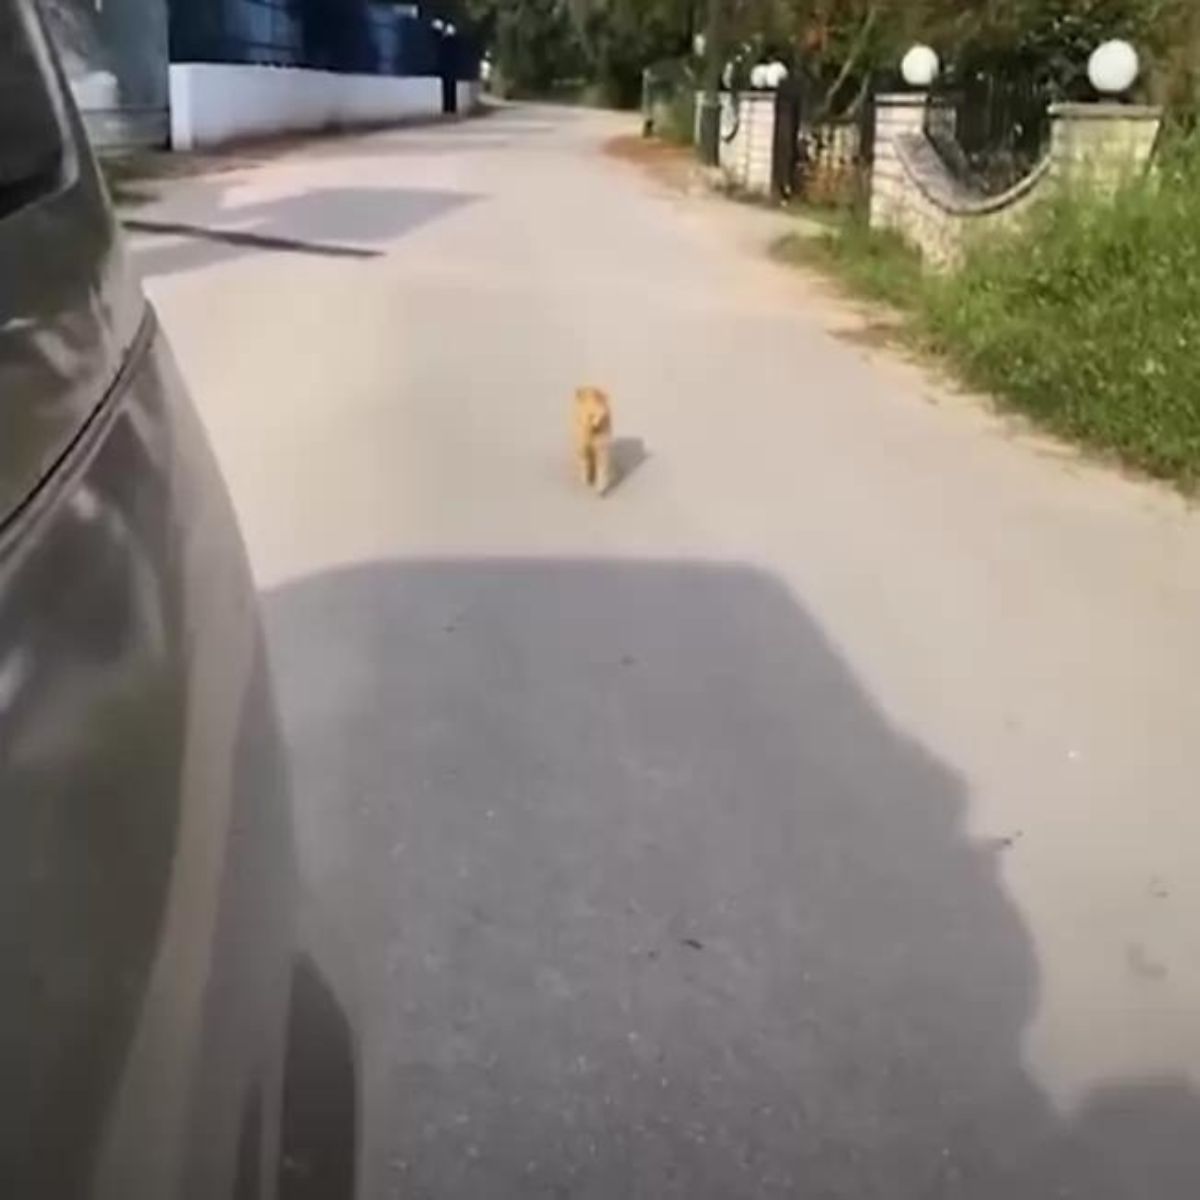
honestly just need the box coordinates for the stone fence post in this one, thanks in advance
[1049,103,1163,191]
[868,94,927,231]
[719,91,777,195]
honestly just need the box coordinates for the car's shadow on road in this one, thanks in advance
[262,558,1200,1199]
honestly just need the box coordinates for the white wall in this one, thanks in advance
[169,63,444,151]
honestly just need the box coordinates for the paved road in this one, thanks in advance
[133,107,1200,1197]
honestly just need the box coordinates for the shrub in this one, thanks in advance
[778,134,1200,486]
[922,136,1200,483]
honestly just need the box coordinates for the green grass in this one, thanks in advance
[772,219,924,310]
[775,139,1200,488]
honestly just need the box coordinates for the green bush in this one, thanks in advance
[922,138,1200,483]
[778,136,1200,487]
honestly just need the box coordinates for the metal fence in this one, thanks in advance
[169,0,479,80]
[923,70,1055,196]
[772,70,892,210]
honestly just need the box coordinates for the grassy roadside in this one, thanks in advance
[773,143,1200,490]
[773,219,922,311]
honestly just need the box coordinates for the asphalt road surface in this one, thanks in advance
[133,106,1200,1198]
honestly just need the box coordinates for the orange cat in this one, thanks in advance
[572,386,613,495]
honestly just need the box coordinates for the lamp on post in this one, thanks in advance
[430,16,459,116]
[900,44,940,90]
[1088,40,1140,97]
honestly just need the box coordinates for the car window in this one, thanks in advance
[0,0,66,220]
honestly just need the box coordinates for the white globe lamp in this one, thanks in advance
[1088,40,1139,96]
[901,44,940,89]
[445,22,456,36]
[431,17,444,32]
[766,61,789,89]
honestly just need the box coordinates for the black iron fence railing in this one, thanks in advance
[923,71,1055,196]
[772,69,901,209]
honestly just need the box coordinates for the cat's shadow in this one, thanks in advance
[609,437,649,492]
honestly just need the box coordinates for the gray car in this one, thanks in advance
[1,3,353,1196]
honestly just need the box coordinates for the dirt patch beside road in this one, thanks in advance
[603,134,695,192]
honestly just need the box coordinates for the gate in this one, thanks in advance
[771,75,809,201]
[772,73,877,210]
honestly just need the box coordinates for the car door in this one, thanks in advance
[0,4,297,1196]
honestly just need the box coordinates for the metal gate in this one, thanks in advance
[771,75,808,200]
[772,74,877,210]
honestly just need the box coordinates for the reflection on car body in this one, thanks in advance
[0,3,355,1195]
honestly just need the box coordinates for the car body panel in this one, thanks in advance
[0,0,143,531]
[1,3,299,1195]
[1,322,296,1199]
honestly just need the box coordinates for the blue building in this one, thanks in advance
[47,0,480,151]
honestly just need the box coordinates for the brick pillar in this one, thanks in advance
[742,93,777,195]
[869,93,926,230]
[718,91,778,195]
[1049,102,1162,192]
